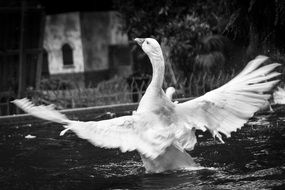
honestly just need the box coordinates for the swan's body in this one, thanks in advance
[13,38,280,173]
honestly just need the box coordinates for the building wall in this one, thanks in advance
[80,12,129,71]
[80,11,131,85]
[43,11,131,87]
[80,12,110,71]
[108,12,132,78]
[109,12,129,45]
[44,12,85,75]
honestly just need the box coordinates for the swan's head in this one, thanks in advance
[134,38,163,58]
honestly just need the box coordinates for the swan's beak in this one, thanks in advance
[134,38,145,46]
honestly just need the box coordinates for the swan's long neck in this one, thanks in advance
[137,50,166,112]
[149,53,165,89]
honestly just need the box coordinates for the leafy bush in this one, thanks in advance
[39,78,75,90]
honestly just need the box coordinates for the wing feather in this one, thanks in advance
[176,55,280,142]
[12,98,172,159]
[12,98,69,124]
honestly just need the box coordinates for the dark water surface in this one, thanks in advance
[1,106,285,190]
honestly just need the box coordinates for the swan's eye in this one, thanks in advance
[146,41,149,45]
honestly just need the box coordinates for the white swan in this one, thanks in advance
[12,38,281,173]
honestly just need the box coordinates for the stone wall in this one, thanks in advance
[44,11,131,87]
[44,12,85,75]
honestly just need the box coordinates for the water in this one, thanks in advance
[0,106,285,189]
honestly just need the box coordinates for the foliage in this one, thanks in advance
[33,76,133,109]
[221,0,285,55]
[162,15,211,75]
[114,0,285,77]
[114,0,225,77]
[24,72,235,110]
[39,78,75,90]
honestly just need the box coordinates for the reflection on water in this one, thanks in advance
[0,105,285,189]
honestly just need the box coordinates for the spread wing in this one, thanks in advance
[12,98,70,124]
[175,55,281,143]
[12,98,173,159]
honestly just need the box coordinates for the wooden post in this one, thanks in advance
[17,0,26,99]
[35,10,46,90]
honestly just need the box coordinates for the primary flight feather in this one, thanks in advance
[12,38,280,173]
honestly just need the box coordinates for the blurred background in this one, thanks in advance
[1,2,285,189]
[1,0,285,115]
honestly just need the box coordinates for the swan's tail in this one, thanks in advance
[12,98,72,135]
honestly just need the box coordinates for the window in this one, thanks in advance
[62,43,73,67]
